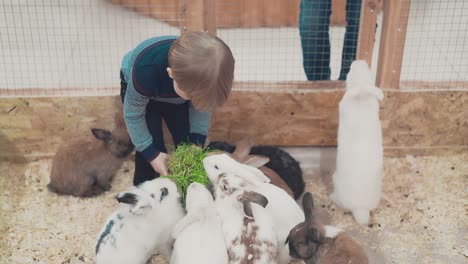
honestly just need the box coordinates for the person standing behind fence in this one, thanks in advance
[299,0,362,80]
[120,32,235,186]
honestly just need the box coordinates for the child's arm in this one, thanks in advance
[123,77,162,163]
[188,102,211,146]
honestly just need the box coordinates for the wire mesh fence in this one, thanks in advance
[0,0,466,97]
[216,0,355,84]
[399,0,467,88]
[0,0,181,96]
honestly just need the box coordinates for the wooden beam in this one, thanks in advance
[376,0,410,89]
[0,86,465,161]
[263,0,289,27]
[181,0,203,32]
[179,0,216,34]
[240,0,263,28]
[204,0,217,35]
[0,81,345,98]
[330,0,347,26]
[400,81,468,90]
[287,0,301,27]
[357,0,380,67]
[216,0,240,28]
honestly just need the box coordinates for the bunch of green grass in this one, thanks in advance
[162,143,212,206]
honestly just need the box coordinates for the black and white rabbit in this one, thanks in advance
[95,178,184,264]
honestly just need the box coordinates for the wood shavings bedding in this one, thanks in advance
[305,153,467,264]
[0,152,466,264]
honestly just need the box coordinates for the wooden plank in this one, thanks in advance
[3,80,467,98]
[287,0,301,27]
[263,0,288,27]
[0,82,345,97]
[132,0,151,15]
[148,0,179,23]
[240,0,263,28]
[204,0,217,35]
[356,0,380,67]
[179,0,215,34]
[400,81,468,90]
[215,0,240,28]
[376,0,410,89]
[0,87,465,161]
[186,0,204,32]
[210,88,466,148]
[330,0,347,26]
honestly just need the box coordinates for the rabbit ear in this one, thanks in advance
[115,190,151,215]
[302,192,315,223]
[92,128,112,143]
[239,164,271,184]
[242,191,269,208]
[231,139,253,161]
[239,191,268,219]
[115,192,138,204]
[243,155,270,168]
[241,199,254,218]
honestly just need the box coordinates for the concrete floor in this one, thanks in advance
[0,0,466,91]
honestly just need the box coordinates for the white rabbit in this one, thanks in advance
[203,154,304,264]
[170,182,228,264]
[203,153,271,185]
[330,60,384,225]
[95,178,185,264]
[214,172,278,264]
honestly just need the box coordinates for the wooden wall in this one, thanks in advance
[0,84,465,161]
[110,0,347,28]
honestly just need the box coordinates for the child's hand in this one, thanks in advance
[150,152,169,176]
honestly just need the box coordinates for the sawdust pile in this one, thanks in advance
[0,153,466,264]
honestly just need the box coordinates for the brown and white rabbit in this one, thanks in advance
[214,172,278,264]
[204,153,304,264]
[48,105,134,197]
[207,140,304,200]
[287,192,369,264]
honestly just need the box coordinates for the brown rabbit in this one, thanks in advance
[287,192,369,264]
[48,104,134,197]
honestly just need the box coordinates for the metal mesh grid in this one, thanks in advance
[215,0,360,84]
[1,0,466,97]
[0,0,361,97]
[400,0,468,87]
[0,0,180,96]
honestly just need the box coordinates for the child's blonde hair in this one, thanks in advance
[168,32,235,111]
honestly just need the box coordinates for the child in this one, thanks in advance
[120,32,235,186]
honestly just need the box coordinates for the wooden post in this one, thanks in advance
[356,0,380,67]
[330,0,346,26]
[376,0,410,89]
[240,0,262,28]
[204,0,217,34]
[216,0,240,28]
[179,0,216,35]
